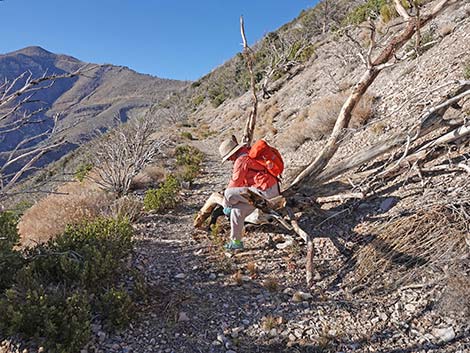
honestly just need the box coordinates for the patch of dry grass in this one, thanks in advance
[254,100,281,140]
[106,195,143,222]
[18,180,114,246]
[263,277,279,292]
[276,92,374,150]
[130,165,166,190]
[353,206,469,291]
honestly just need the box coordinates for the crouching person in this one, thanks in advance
[219,136,280,250]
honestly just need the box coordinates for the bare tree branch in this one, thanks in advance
[92,115,168,196]
[240,16,258,146]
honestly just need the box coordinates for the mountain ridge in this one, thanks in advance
[0,45,188,170]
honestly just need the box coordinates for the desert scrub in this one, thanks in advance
[404,30,437,58]
[0,218,139,353]
[174,145,204,184]
[0,212,23,291]
[18,180,114,246]
[344,0,388,25]
[0,288,92,353]
[464,61,470,80]
[180,131,194,140]
[144,175,180,212]
[74,163,93,182]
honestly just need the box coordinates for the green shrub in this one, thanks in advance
[0,212,23,291]
[0,288,91,353]
[27,218,133,289]
[404,30,436,58]
[177,165,200,183]
[344,0,387,25]
[208,86,228,107]
[174,145,204,184]
[98,288,134,330]
[296,43,316,63]
[380,3,398,23]
[144,175,180,212]
[74,163,93,182]
[0,218,138,353]
[175,145,204,167]
[192,94,205,106]
[9,200,34,217]
[0,211,19,252]
[464,61,470,80]
[180,131,194,140]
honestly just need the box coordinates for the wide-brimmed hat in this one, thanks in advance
[219,136,246,162]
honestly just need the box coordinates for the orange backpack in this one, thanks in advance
[248,140,284,178]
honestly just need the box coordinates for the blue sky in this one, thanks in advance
[0,0,317,81]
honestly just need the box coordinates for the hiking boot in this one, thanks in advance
[224,239,244,250]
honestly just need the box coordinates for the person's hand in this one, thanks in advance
[223,207,232,216]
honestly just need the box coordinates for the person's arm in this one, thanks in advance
[227,157,246,188]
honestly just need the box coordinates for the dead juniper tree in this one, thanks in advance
[195,0,466,286]
[92,115,167,196]
[260,29,313,99]
[153,92,189,125]
[0,67,93,203]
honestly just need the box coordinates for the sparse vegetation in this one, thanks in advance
[75,163,93,182]
[246,261,258,275]
[344,0,388,25]
[107,195,143,222]
[405,29,437,58]
[353,206,469,291]
[130,165,166,190]
[464,61,470,80]
[232,270,243,286]
[261,315,280,331]
[174,145,204,184]
[276,92,374,150]
[0,218,139,352]
[180,131,194,140]
[263,277,279,292]
[18,181,114,246]
[143,175,180,212]
[191,94,205,107]
[93,117,166,196]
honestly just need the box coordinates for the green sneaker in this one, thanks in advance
[224,239,244,250]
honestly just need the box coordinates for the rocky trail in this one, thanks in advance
[88,141,470,353]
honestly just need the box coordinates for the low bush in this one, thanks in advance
[18,181,114,246]
[107,195,143,222]
[464,61,470,80]
[0,218,138,353]
[344,0,388,25]
[174,145,204,185]
[143,175,180,212]
[0,288,92,353]
[404,30,437,58]
[0,212,23,291]
[74,163,93,182]
[130,165,166,190]
[191,94,205,107]
[180,131,194,140]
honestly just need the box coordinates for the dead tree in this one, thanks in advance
[240,16,258,146]
[0,67,95,203]
[260,30,312,99]
[92,115,167,196]
[196,0,462,286]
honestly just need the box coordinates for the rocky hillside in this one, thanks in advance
[1,0,469,352]
[0,46,187,166]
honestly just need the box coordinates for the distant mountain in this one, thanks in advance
[0,46,188,169]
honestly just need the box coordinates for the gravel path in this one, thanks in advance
[87,141,470,353]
